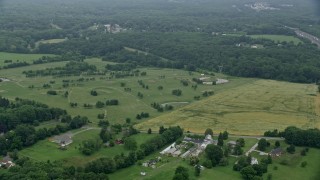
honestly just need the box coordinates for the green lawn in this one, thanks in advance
[266,147,320,180]
[110,156,241,180]
[19,131,157,166]
[249,35,303,45]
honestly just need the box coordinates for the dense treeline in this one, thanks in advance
[264,126,320,148]
[282,126,320,148]
[1,53,85,69]
[23,61,101,77]
[0,115,88,155]
[0,0,319,83]
[34,31,320,83]
[0,97,66,132]
[103,50,171,68]
[38,36,123,56]
[140,126,183,156]
[0,158,109,179]
[0,97,89,155]
[0,0,318,54]
[112,32,320,83]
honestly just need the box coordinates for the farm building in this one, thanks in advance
[203,82,214,85]
[269,148,283,157]
[161,135,217,158]
[51,133,73,146]
[227,141,238,148]
[142,157,161,168]
[216,78,229,84]
[251,157,259,165]
[115,139,124,144]
[0,156,15,168]
[160,142,176,155]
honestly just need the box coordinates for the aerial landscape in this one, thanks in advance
[0,0,319,179]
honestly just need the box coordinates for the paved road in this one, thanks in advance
[285,26,320,48]
[295,30,320,48]
[139,130,284,141]
[246,142,258,156]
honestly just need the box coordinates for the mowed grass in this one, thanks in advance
[109,149,241,180]
[266,147,320,180]
[0,52,54,66]
[249,35,303,45]
[0,59,223,125]
[19,129,157,166]
[136,80,320,135]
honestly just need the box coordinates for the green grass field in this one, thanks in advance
[266,147,320,180]
[0,58,218,125]
[109,156,241,180]
[249,35,303,45]
[19,130,157,166]
[0,52,54,66]
[136,80,320,135]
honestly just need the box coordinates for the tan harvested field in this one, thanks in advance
[136,80,320,135]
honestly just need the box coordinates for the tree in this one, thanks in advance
[172,174,184,180]
[224,147,229,157]
[258,138,268,151]
[202,160,212,169]
[125,118,131,124]
[237,138,245,147]
[95,101,105,108]
[222,131,229,140]
[301,161,307,167]
[189,156,199,166]
[99,128,112,143]
[240,166,257,180]
[136,150,145,160]
[218,133,224,146]
[124,137,137,150]
[148,128,152,134]
[204,128,213,136]
[79,139,102,155]
[90,90,98,96]
[233,144,243,155]
[205,144,223,167]
[173,166,189,180]
[195,164,201,177]
[159,126,167,134]
[275,141,280,148]
[286,144,295,154]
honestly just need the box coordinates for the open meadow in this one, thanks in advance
[136,80,320,135]
[249,35,303,45]
[19,129,157,166]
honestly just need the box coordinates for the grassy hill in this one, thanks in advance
[136,80,320,135]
